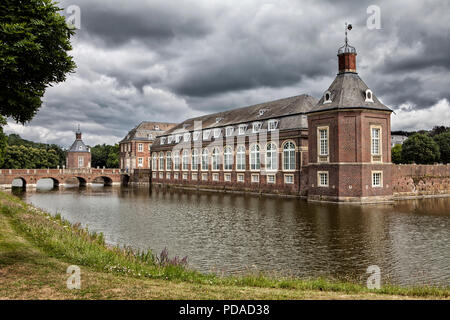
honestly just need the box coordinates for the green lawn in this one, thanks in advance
[0,191,448,300]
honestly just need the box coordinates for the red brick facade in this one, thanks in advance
[66,152,91,169]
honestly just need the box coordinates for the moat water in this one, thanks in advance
[12,179,450,287]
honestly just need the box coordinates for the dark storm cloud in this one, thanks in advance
[6,0,450,145]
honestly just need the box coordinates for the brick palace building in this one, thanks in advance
[147,37,394,202]
[119,121,176,172]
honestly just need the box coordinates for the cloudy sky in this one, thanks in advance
[5,0,450,147]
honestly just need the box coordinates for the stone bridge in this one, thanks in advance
[0,168,125,189]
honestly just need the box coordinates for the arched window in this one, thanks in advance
[166,151,172,171]
[182,150,189,171]
[236,145,246,171]
[201,148,209,171]
[224,146,233,170]
[159,152,164,171]
[283,142,296,171]
[266,142,278,171]
[191,149,199,171]
[250,144,260,170]
[152,153,157,170]
[212,147,220,171]
[174,151,180,170]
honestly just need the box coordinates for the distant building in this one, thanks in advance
[119,121,177,171]
[391,134,408,147]
[66,126,91,169]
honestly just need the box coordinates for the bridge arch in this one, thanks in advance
[121,174,130,186]
[12,177,27,188]
[93,176,113,186]
[64,176,87,187]
[36,177,61,189]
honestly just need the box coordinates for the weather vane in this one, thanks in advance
[345,22,353,45]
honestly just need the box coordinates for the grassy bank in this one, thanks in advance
[0,191,449,300]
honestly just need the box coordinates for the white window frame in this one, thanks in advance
[182,150,189,171]
[250,144,261,171]
[202,173,208,181]
[159,152,164,171]
[191,149,199,171]
[236,145,246,171]
[212,147,220,171]
[184,133,191,142]
[175,135,182,143]
[174,151,180,171]
[372,171,383,187]
[238,124,248,135]
[213,128,221,139]
[266,142,278,171]
[225,126,234,137]
[283,141,296,171]
[160,137,166,145]
[317,171,329,187]
[237,173,245,183]
[371,125,382,162]
[201,148,209,171]
[174,172,179,180]
[138,143,143,152]
[268,119,279,131]
[212,173,219,182]
[78,156,84,167]
[203,130,211,140]
[193,131,201,141]
[168,136,174,144]
[138,157,143,167]
[224,146,233,171]
[317,126,329,162]
[251,174,260,183]
[224,173,231,182]
[166,172,171,179]
[252,122,262,134]
[284,174,294,184]
[192,173,198,181]
[152,153,157,170]
[267,174,276,184]
[166,152,172,171]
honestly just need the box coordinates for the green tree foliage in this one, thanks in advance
[401,133,440,164]
[0,0,76,123]
[0,118,7,167]
[433,130,450,164]
[91,144,119,168]
[4,133,66,167]
[391,144,402,164]
[2,145,59,169]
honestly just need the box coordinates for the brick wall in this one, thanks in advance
[392,164,450,197]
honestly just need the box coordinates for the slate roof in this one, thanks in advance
[68,139,89,153]
[307,73,392,114]
[161,94,317,136]
[120,121,177,143]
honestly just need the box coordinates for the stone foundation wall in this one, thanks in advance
[392,164,450,197]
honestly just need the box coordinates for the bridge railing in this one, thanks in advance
[0,168,122,175]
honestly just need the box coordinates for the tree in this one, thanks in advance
[0,117,7,167]
[401,133,440,164]
[0,0,76,123]
[91,144,119,168]
[434,131,450,163]
[391,144,402,164]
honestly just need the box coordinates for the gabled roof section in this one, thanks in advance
[307,73,392,114]
[120,121,177,143]
[161,94,317,136]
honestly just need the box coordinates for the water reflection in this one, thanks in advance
[14,183,450,287]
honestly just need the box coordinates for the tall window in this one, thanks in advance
[78,156,84,167]
[236,145,246,171]
[224,146,233,170]
[191,149,199,170]
[319,128,328,156]
[201,148,209,170]
[212,147,220,170]
[182,150,189,171]
[159,152,164,171]
[166,151,172,171]
[318,171,329,187]
[138,157,143,167]
[372,171,382,187]
[174,151,180,170]
[266,142,278,171]
[138,143,143,152]
[250,144,260,170]
[371,127,381,155]
[152,153,157,170]
[283,142,296,171]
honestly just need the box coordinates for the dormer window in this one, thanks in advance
[154,125,160,130]
[225,126,234,137]
[161,137,166,145]
[79,146,83,151]
[259,108,268,116]
[252,122,262,133]
[215,117,223,123]
[238,124,247,135]
[168,136,174,144]
[193,131,200,141]
[203,130,211,140]
[268,119,279,131]
[324,91,332,104]
[183,133,190,142]
[213,128,221,138]
[175,135,182,143]
[183,123,190,129]
[148,133,154,140]
[365,89,374,102]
